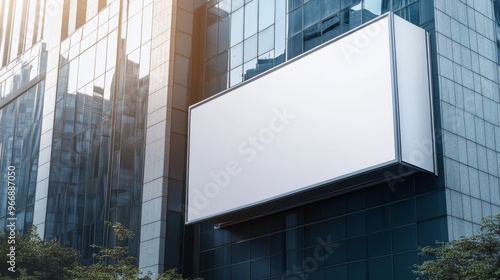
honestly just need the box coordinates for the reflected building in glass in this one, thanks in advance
[1,0,500,279]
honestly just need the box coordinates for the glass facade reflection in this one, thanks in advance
[0,81,45,234]
[494,0,500,64]
[193,0,434,99]
[47,0,151,264]
[1,0,500,278]
[0,42,48,102]
[194,0,287,98]
[0,0,46,68]
[197,175,448,280]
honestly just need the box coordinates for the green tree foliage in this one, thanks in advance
[0,226,79,280]
[71,222,147,279]
[157,268,202,280]
[0,223,198,280]
[414,214,500,280]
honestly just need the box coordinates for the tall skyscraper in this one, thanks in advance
[1,0,500,279]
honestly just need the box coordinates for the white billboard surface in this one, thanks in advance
[394,16,435,172]
[186,14,434,223]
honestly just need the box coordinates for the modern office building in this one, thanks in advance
[1,0,500,279]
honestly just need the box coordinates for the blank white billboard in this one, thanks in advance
[394,15,435,172]
[186,14,434,224]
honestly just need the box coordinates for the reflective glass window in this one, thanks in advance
[213,247,230,268]
[231,263,250,280]
[288,7,303,36]
[276,0,286,22]
[206,21,218,58]
[323,0,340,18]
[205,56,217,96]
[322,13,341,42]
[217,53,229,91]
[0,1,10,66]
[325,265,347,279]
[251,236,270,258]
[340,5,361,32]
[230,65,243,86]
[233,0,244,11]
[394,252,418,279]
[366,206,391,233]
[219,16,231,53]
[342,0,357,9]
[345,191,365,212]
[346,236,366,261]
[78,45,96,89]
[139,42,151,79]
[251,258,270,279]
[244,0,258,39]
[0,81,44,235]
[368,257,393,279]
[244,34,257,62]
[232,241,250,263]
[325,216,346,241]
[285,250,303,271]
[81,30,97,52]
[417,218,448,247]
[258,51,275,74]
[25,0,37,48]
[231,7,244,46]
[270,255,283,277]
[126,9,142,53]
[304,0,321,27]
[303,22,321,52]
[68,58,79,94]
[258,25,274,55]
[106,30,118,70]
[141,4,153,44]
[36,0,46,42]
[285,228,304,251]
[243,58,257,80]
[391,199,416,226]
[95,39,107,78]
[275,19,286,58]
[304,222,323,247]
[201,251,213,270]
[364,0,388,17]
[230,42,244,69]
[259,0,275,31]
[288,32,303,59]
[288,0,303,11]
[494,0,500,64]
[392,224,417,252]
[219,0,231,14]
[9,0,24,57]
[393,0,418,10]
[346,212,366,237]
[367,231,392,257]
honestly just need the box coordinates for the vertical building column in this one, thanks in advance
[138,0,175,275]
[32,0,64,238]
[139,0,193,275]
[434,1,500,239]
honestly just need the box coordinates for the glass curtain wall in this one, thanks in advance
[493,0,500,64]
[197,176,447,280]
[193,0,434,99]
[0,0,48,235]
[194,0,437,279]
[0,42,48,102]
[0,81,45,234]
[47,0,152,264]
[0,0,46,68]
